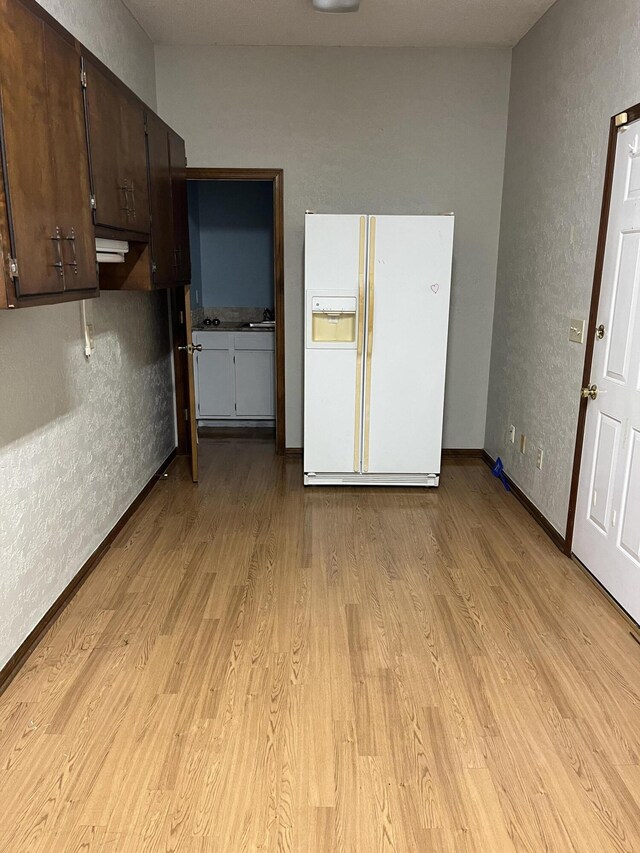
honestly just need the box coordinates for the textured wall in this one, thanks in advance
[155,46,512,448]
[193,181,274,310]
[485,0,640,535]
[0,1,172,669]
[37,0,157,107]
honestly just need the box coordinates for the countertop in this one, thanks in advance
[192,323,275,333]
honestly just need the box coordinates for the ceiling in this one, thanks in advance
[122,0,556,48]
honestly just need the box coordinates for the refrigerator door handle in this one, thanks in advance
[353,215,367,471]
[363,215,377,473]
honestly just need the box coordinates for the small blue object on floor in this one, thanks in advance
[491,456,511,491]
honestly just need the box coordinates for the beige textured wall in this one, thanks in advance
[485,0,640,535]
[0,0,173,669]
[155,45,512,449]
[39,0,157,107]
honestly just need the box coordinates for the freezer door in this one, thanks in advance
[304,214,367,474]
[362,215,454,475]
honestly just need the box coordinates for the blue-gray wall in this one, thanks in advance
[187,180,274,309]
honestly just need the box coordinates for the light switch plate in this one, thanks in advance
[570,318,585,344]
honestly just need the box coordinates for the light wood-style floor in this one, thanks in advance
[1,437,640,852]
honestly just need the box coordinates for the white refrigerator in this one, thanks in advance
[304,213,454,486]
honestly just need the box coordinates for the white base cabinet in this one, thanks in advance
[196,348,235,417]
[194,331,275,422]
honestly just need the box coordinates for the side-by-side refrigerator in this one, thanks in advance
[303,213,454,486]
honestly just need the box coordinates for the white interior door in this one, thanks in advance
[363,215,454,474]
[574,116,640,624]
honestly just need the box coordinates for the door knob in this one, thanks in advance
[581,384,599,400]
[177,343,202,353]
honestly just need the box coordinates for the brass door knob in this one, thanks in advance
[177,343,203,354]
[581,384,599,400]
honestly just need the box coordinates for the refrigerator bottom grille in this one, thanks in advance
[304,472,439,487]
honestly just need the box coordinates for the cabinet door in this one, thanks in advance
[0,0,97,300]
[195,348,235,418]
[84,58,150,233]
[46,25,96,291]
[146,111,174,286]
[235,350,275,418]
[168,130,191,282]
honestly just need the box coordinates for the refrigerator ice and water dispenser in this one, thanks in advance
[311,296,357,343]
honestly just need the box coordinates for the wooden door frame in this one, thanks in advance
[185,167,285,454]
[565,101,640,554]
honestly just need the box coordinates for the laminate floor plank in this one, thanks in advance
[1,439,639,851]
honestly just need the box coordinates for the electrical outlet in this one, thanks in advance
[508,425,516,444]
[520,434,527,454]
[536,448,544,469]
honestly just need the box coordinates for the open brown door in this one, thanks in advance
[183,287,199,482]
[171,284,199,482]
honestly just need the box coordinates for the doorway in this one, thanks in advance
[568,103,640,625]
[183,168,285,457]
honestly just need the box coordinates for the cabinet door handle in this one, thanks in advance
[50,227,64,277]
[129,180,136,219]
[63,229,78,275]
[119,181,131,215]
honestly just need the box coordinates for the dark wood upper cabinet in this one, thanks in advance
[144,115,191,288]
[146,111,175,286]
[168,130,191,284]
[0,0,189,305]
[83,57,150,235]
[96,109,190,293]
[0,0,97,307]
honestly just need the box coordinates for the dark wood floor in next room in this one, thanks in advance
[1,436,640,852]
